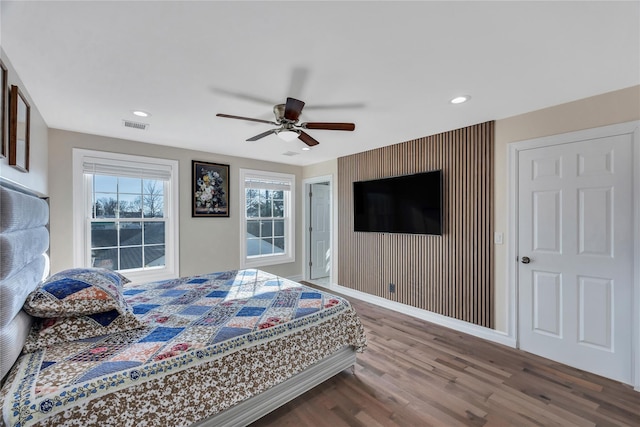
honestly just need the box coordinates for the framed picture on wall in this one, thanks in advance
[192,160,229,217]
[0,60,7,158]
[8,85,30,172]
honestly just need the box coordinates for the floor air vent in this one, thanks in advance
[122,120,149,130]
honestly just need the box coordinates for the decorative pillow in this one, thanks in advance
[23,268,131,318]
[22,309,147,352]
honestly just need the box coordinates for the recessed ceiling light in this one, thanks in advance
[450,95,471,104]
[132,110,150,117]
[302,147,311,151]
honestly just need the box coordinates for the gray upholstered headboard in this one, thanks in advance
[0,179,50,381]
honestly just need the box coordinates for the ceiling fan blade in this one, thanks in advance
[216,113,277,125]
[305,102,365,110]
[284,97,305,122]
[286,67,309,100]
[247,129,277,141]
[298,131,320,147]
[301,122,355,131]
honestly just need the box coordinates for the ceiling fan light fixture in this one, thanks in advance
[277,129,299,142]
[217,97,355,145]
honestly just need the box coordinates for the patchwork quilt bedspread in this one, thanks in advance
[1,269,366,427]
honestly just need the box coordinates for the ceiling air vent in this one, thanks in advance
[282,151,300,156]
[122,120,149,130]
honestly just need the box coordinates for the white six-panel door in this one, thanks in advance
[518,133,634,383]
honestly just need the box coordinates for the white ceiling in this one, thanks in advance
[2,1,638,166]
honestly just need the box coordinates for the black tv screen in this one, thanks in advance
[353,170,443,235]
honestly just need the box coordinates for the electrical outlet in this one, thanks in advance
[389,283,396,293]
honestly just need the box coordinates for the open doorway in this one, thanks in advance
[304,176,332,288]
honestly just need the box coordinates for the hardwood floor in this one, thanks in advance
[250,291,640,427]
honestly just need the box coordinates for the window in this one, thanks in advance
[240,169,295,268]
[73,149,179,283]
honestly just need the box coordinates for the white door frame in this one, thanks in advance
[507,120,640,390]
[303,175,334,286]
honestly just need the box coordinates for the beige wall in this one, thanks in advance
[301,159,337,181]
[48,129,303,279]
[492,85,640,331]
[0,50,48,195]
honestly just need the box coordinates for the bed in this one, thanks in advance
[0,180,366,427]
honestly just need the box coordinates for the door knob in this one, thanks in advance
[521,256,531,264]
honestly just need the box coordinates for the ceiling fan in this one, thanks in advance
[216,97,355,146]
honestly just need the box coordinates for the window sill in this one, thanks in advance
[241,254,295,270]
[118,268,179,285]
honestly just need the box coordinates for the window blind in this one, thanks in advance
[244,175,292,191]
[82,156,172,181]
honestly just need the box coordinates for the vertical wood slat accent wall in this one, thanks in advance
[338,121,494,328]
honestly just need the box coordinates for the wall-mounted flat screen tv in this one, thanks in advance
[353,170,443,235]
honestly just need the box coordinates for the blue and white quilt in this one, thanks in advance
[2,269,366,427]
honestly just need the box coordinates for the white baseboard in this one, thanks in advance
[329,283,517,348]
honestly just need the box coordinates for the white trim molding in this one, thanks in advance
[302,174,334,285]
[330,283,517,348]
[633,125,640,392]
[238,168,295,269]
[72,148,180,284]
